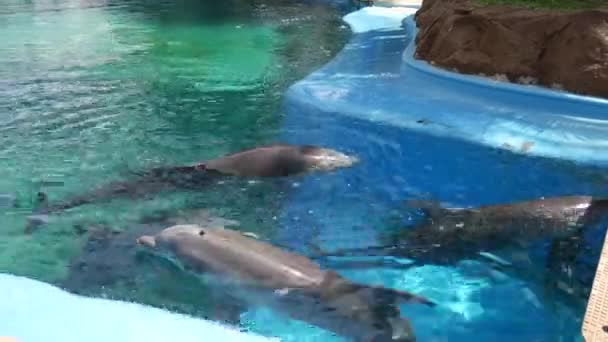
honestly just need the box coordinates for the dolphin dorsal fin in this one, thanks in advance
[319,271,357,298]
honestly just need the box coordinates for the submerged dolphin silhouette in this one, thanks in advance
[136,225,435,342]
[26,144,357,231]
[322,196,607,262]
[396,196,608,261]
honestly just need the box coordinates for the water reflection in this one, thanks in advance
[2,0,602,341]
[0,0,352,327]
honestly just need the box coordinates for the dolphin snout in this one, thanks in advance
[136,235,157,248]
[311,149,359,170]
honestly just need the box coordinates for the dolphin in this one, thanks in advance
[393,196,608,262]
[26,144,357,229]
[312,196,608,301]
[59,208,251,324]
[201,143,358,178]
[136,224,435,342]
[319,196,607,264]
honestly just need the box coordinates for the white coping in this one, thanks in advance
[343,5,419,33]
[0,273,277,342]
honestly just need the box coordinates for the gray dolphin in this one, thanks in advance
[399,196,608,254]
[397,196,607,260]
[203,143,358,178]
[315,195,607,298]
[321,196,607,265]
[136,224,435,342]
[27,144,357,229]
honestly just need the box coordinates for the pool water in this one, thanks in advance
[0,0,606,341]
[0,0,350,312]
[276,12,607,341]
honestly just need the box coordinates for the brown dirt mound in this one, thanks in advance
[414,0,608,98]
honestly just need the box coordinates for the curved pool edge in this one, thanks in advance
[0,273,277,342]
[400,16,608,109]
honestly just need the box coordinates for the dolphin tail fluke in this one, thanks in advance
[368,284,437,307]
[322,271,436,308]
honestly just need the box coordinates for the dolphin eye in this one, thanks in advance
[199,229,205,236]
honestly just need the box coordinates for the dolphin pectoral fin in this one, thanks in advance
[309,244,399,259]
[321,256,417,271]
[136,235,156,248]
[477,251,512,267]
[241,232,259,239]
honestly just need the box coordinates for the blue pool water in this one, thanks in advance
[267,7,608,342]
[2,1,608,341]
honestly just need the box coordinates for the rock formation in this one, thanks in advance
[414,0,608,98]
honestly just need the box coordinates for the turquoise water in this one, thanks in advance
[0,0,350,318]
[1,0,604,341]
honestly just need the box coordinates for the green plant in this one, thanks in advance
[477,0,605,9]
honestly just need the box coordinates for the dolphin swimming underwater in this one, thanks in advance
[315,195,608,295]
[136,224,435,342]
[320,196,608,263]
[26,144,357,229]
[394,196,608,262]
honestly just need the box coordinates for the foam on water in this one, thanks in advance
[0,273,276,342]
[343,6,418,33]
